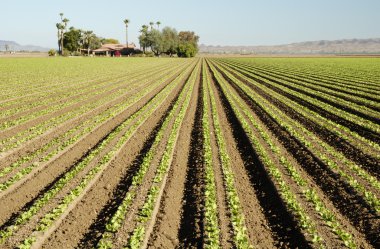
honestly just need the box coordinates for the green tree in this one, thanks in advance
[63,27,82,52]
[161,27,178,56]
[156,21,161,30]
[102,38,120,44]
[177,31,199,57]
[149,29,163,56]
[48,49,56,56]
[56,13,69,55]
[177,43,197,57]
[82,30,96,55]
[138,25,149,54]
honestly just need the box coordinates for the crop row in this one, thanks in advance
[0,59,178,103]
[213,61,380,185]
[227,58,380,88]
[0,62,190,154]
[208,60,359,248]
[207,60,326,247]
[203,63,252,248]
[221,59,380,101]
[97,59,199,248]
[218,60,380,129]
[0,62,191,197]
[1,60,194,249]
[0,61,173,120]
[211,60,380,214]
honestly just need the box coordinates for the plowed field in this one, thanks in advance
[1,57,379,249]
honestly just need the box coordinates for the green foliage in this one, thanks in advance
[48,49,56,56]
[62,48,70,57]
[139,25,199,57]
[102,38,119,44]
[161,27,178,56]
[56,13,69,55]
[63,27,82,52]
[177,42,197,58]
[149,29,163,56]
[177,31,199,58]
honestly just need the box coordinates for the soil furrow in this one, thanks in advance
[226,64,380,144]
[219,63,380,179]
[148,67,200,248]
[0,68,181,225]
[209,61,310,248]
[225,61,380,126]
[177,74,205,248]
[216,65,380,248]
[226,61,380,106]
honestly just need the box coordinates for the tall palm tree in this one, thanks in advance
[56,23,62,54]
[61,18,69,55]
[156,21,161,30]
[124,19,130,46]
[56,13,69,55]
[139,25,149,54]
[83,30,94,55]
[149,21,154,30]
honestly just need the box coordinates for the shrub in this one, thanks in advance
[48,49,57,56]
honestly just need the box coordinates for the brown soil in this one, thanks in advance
[218,63,380,180]
[0,66,185,226]
[225,61,380,108]
[147,64,200,248]
[40,81,186,249]
[208,60,311,248]
[0,64,183,178]
[211,60,380,248]
[208,70,277,248]
[38,61,196,249]
[1,57,378,249]
[227,63,380,144]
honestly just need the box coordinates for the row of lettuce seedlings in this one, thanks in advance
[0,62,190,195]
[214,62,380,215]
[216,61,380,193]
[209,60,358,248]
[0,61,194,248]
[219,60,380,135]
[219,59,380,111]
[0,62,187,152]
[96,61,199,248]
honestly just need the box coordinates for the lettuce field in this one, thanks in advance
[0,57,379,248]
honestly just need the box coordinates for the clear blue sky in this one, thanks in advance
[1,0,379,48]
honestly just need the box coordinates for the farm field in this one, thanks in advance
[0,57,379,249]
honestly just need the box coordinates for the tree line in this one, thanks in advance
[54,14,199,57]
[55,13,117,56]
[138,23,199,57]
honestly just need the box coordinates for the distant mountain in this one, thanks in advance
[0,40,50,52]
[200,38,380,54]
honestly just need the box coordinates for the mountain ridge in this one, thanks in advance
[200,38,380,54]
[0,40,50,52]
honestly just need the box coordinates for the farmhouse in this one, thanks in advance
[92,43,137,56]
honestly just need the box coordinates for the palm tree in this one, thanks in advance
[156,21,161,30]
[56,13,69,55]
[149,21,154,30]
[56,23,62,54]
[139,25,149,54]
[61,18,69,54]
[124,19,130,46]
[83,30,94,55]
